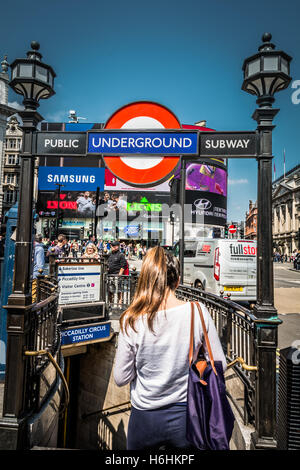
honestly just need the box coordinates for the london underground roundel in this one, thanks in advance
[103,101,181,187]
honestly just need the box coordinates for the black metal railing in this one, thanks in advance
[0,269,65,450]
[23,274,62,414]
[175,285,257,425]
[105,273,138,315]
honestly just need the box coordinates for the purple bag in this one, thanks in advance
[186,302,235,450]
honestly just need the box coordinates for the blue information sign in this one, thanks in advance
[38,166,105,191]
[87,131,198,155]
[61,322,111,346]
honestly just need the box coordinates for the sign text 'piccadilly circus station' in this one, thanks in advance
[34,101,258,188]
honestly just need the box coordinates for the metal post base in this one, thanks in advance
[0,416,28,450]
[250,431,277,450]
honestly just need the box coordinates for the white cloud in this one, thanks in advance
[45,110,67,122]
[228,178,249,185]
[8,101,24,111]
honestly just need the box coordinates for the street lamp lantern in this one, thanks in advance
[9,41,56,110]
[242,33,292,107]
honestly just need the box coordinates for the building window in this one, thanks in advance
[8,139,17,149]
[3,190,15,204]
[6,154,17,165]
[4,173,15,184]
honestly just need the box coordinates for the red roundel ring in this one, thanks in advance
[103,101,181,187]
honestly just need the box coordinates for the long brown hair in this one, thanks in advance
[120,246,180,334]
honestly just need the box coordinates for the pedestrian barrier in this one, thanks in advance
[105,273,138,315]
[22,276,61,414]
[0,271,63,449]
[175,285,257,426]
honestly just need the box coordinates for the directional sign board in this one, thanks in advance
[35,130,258,159]
[87,130,198,156]
[61,321,111,346]
[199,131,257,157]
[36,132,87,156]
[58,263,101,305]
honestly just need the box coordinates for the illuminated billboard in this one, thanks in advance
[170,159,227,226]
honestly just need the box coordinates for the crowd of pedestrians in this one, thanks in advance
[273,250,300,270]
[35,234,148,266]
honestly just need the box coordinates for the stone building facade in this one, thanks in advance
[0,56,17,229]
[272,164,300,255]
[1,116,22,220]
[245,200,257,240]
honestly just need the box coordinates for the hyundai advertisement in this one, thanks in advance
[185,161,227,226]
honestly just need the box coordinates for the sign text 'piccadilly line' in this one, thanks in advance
[87,131,198,155]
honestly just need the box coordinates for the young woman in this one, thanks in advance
[113,246,227,450]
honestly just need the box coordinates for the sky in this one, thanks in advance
[1,0,299,222]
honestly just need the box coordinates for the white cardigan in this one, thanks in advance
[113,301,227,410]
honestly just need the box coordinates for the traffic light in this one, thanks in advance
[240,226,245,239]
[80,226,84,239]
[138,223,143,239]
[224,224,229,238]
[58,210,63,228]
[42,219,49,237]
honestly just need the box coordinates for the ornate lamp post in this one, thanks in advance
[7,41,55,306]
[1,42,55,447]
[242,33,292,449]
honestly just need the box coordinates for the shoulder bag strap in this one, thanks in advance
[195,301,218,376]
[189,302,195,366]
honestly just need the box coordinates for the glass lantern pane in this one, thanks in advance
[263,56,278,71]
[12,66,17,79]
[32,83,44,100]
[248,59,260,76]
[273,77,286,93]
[23,83,33,98]
[246,84,257,94]
[50,73,54,88]
[36,65,48,83]
[281,58,288,75]
[19,63,33,78]
[263,77,275,95]
[250,78,263,95]
[39,90,50,99]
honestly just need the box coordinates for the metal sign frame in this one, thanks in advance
[33,128,258,159]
